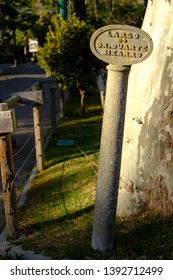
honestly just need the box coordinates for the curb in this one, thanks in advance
[0,240,51,260]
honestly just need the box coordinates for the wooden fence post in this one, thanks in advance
[0,88,45,239]
[33,104,45,172]
[0,103,19,239]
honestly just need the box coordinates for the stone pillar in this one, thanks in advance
[91,64,130,251]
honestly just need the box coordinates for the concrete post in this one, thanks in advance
[91,64,130,251]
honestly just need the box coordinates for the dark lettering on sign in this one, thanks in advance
[107,30,140,40]
[90,25,153,65]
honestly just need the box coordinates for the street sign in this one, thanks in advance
[90,25,153,65]
[29,38,39,53]
[90,25,153,251]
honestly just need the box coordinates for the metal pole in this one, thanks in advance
[91,64,130,251]
[59,0,68,19]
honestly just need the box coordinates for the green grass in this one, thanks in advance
[15,93,173,260]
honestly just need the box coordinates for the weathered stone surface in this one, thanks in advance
[90,24,153,65]
[7,246,51,260]
[91,65,130,251]
[0,241,14,257]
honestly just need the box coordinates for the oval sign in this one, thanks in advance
[90,25,153,65]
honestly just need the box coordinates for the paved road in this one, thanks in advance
[0,64,59,221]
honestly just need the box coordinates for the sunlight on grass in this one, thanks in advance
[16,93,173,260]
[18,93,102,258]
[20,149,98,225]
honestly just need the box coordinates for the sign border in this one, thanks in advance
[90,24,153,65]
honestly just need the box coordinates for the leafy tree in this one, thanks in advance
[0,2,19,63]
[0,0,57,63]
[86,0,146,28]
[0,0,146,63]
[37,13,100,115]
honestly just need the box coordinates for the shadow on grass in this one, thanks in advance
[28,205,94,231]
[20,205,173,259]
[18,94,173,260]
[112,213,173,260]
[20,205,97,259]
[23,152,97,208]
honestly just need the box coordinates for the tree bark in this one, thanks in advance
[93,0,98,22]
[74,0,86,20]
[79,88,86,115]
[117,0,173,216]
[58,82,64,118]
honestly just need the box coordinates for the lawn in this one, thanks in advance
[14,92,173,260]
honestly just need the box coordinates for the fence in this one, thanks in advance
[0,79,58,240]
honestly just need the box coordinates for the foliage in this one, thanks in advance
[0,0,56,62]
[0,0,146,63]
[86,0,146,28]
[37,13,100,90]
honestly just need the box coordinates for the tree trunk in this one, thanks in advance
[74,0,86,20]
[117,0,173,216]
[79,88,86,115]
[13,28,17,66]
[93,0,98,22]
[58,82,64,118]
